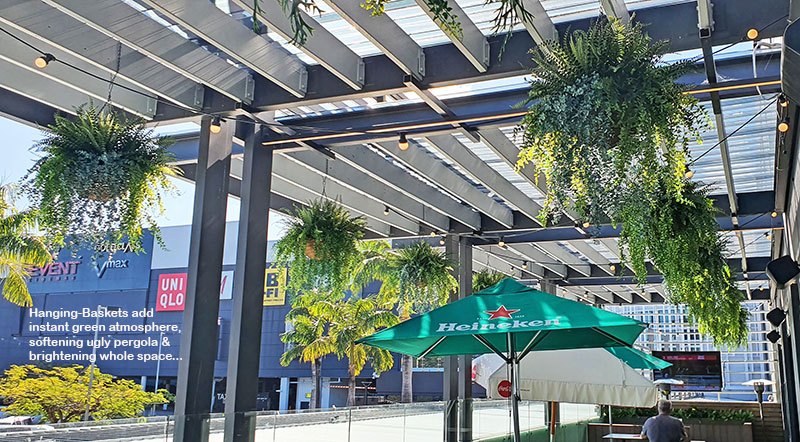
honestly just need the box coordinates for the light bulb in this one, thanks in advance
[610,264,616,273]
[582,221,590,229]
[498,239,505,248]
[383,206,390,216]
[398,133,409,151]
[772,211,778,218]
[779,121,790,133]
[685,169,694,179]
[522,261,528,270]
[430,231,436,237]
[439,238,445,246]
[34,53,55,69]
[210,116,222,134]
[747,28,759,40]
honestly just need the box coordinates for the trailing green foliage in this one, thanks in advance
[274,199,366,297]
[24,106,178,253]
[605,406,755,422]
[0,184,51,307]
[472,269,506,293]
[516,18,707,226]
[260,0,531,48]
[619,181,749,347]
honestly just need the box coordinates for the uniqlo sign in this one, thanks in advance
[156,273,187,311]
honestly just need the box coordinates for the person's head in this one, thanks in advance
[657,400,672,415]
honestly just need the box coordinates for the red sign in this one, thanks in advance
[497,380,512,398]
[156,273,187,311]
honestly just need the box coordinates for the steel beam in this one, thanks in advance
[414,0,488,72]
[0,30,156,118]
[0,86,60,127]
[475,246,537,279]
[472,249,517,277]
[504,244,567,278]
[323,0,425,80]
[224,126,270,442]
[373,141,513,227]
[520,0,557,46]
[173,116,233,442]
[567,240,615,275]
[534,243,591,277]
[333,145,482,230]
[43,0,253,103]
[282,150,450,232]
[229,0,363,90]
[599,0,630,23]
[1,0,202,110]
[138,0,307,97]
[424,134,542,223]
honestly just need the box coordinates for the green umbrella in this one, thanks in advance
[605,347,672,370]
[358,278,650,442]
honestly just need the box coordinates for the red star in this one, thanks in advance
[484,305,519,320]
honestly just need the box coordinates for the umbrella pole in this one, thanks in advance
[507,333,521,442]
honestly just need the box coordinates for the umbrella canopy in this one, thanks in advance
[358,279,647,358]
[472,348,666,407]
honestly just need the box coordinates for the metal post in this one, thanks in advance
[223,125,271,442]
[154,331,163,393]
[443,235,466,442]
[507,333,521,442]
[173,115,232,442]
[84,305,102,421]
[456,237,473,442]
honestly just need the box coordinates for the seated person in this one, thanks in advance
[641,400,686,441]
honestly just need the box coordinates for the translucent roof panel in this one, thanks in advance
[687,95,777,195]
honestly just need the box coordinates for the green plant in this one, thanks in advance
[605,406,754,422]
[24,106,178,253]
[0,184,51,307]
[516,18,707,227]
[262,0,531,48]
[473,269,506,293]
[274,199,366,297]
[0,365,166,422]
[329,295,398,406]
[619,181,749,347]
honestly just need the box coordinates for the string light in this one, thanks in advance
[383,206,390,216]
[498,237,505,248]
[779,117,789,133]
[521,261,528,270]
[430,231,437,237]
[610,264,616,273]
[747,28,759,40]
[684,166,694,179]
[439,237,445,246]
[772,211,779,218]
[582,221,590,229]
[779,94,789,108]
[34,53,55,69]
[210,116,222,134]
[398,132,409,151]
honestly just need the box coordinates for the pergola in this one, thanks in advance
[0,0,795,441]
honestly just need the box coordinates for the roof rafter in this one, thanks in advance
[229,0,364,90]
[323,0,425,80]
[414,0,489,72]
[138,0,307,97]
[43,0,254,103]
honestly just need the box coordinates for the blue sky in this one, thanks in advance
[0,115,287,239]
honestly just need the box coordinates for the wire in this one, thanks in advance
[690,97,777,165]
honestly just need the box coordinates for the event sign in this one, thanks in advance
[263,267,287,306]
[28,233,154,294]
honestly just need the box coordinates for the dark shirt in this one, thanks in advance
[641,414,686,442]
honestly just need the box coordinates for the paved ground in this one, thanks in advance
[0,403,597,442]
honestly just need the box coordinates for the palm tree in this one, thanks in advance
[352,241,458,403]
[0,184,51,306]
[329,295,397,406]
[279,290,337,409]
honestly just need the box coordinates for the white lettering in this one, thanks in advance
[544,317,561,326]
[496,323,511,329]
[530,320,543,327]
[455,324,471,331]
[479,323,495,330]
[437,323,458,332]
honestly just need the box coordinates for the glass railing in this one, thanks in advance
[0,400,600,442]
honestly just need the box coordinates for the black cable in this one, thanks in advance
[690,97,777,164]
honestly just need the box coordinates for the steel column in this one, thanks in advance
[173,116,233,442]
[457,237,473,442]
[443,235,460,442]
[223,125,272,442]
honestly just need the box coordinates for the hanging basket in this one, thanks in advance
[305,238,321,260]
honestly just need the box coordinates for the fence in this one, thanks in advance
[0,400,599,442]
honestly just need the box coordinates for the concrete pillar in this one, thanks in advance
[279,378,290,411]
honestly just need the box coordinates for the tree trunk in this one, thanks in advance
[347,362,356,407]
[399,307,413,403]
[311,358,322,409]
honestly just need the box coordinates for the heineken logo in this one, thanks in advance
[484,305,519,320]
[436,316,561,333]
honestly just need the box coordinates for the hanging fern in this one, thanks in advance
[274,199,367,297]
[257,0,530,47]
[516,18,708,226]
[472,269,506,293]
[24,105,178,252]
[619,181,749,347]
